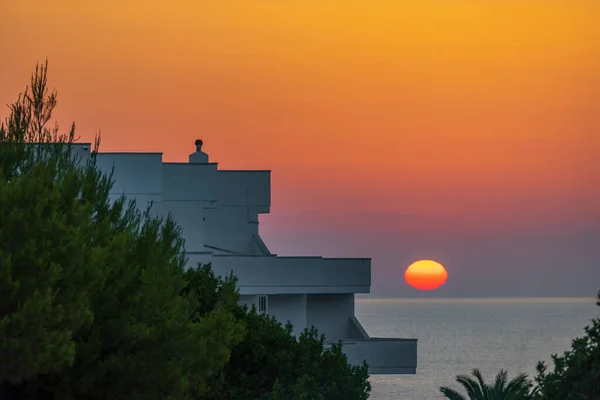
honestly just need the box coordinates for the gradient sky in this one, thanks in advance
[2,1,599,297]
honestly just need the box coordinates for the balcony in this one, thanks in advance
[339,338,418,374]
[185,253,371,295]
[326,316,418,374]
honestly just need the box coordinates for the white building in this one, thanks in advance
[79,140,417,374]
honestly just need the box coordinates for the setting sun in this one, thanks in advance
[404,260,448,290]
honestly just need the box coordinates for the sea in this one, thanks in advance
[356,297,600,400]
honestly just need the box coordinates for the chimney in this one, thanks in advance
[189,139,209,164]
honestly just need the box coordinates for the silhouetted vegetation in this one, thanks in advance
[440,369,535,400]
[0,62,371,399]
[533,290,600,399]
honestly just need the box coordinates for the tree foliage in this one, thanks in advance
[0,61,245,400]
[534,290,600,400]
[440,368,535,400]
[184,265,372,400]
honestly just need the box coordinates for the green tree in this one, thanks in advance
[534,290,600,400]
[183,264,372,400]
[440,369,535,400]
[0,62,244,400]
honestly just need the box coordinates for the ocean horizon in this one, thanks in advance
[356,297,599,400]
[358,295,598,301]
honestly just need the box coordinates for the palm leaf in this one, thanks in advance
[492,369,508,392]
[471,369,489,392]
[505,373,531,394]
[456,374,486,399]
[440,386,470,400]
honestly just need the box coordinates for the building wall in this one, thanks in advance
[96,153,163,212]
[205,170,270,254]
[96,153,163,196]
[95,153,273,256]
[238,295,258,310]
[204,206,259,254]
[186,254,371,295]
[306,294,355,341]
[266,294,307,338]
[162,163,218,202]
[214,171,270,209]
[153,201,205,252]
[70,143,93,165]
[334,339,418,374]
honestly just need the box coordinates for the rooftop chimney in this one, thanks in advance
[189,139,209,164]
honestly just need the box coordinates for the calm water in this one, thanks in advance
[356,297,599,400]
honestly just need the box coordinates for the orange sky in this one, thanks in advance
[1,0,599,236]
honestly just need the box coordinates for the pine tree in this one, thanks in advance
[0,61,244,400]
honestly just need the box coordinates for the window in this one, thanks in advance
[258,295,268,314]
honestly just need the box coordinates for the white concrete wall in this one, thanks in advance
[200,170,270,254]
[70,143,93,165]
[336,338,418,374]
[31,143,92,167]
[96,153,163,195]
[153,201,205,252]
[204,207,259,254]
[238,295,258,310]
[161,163,217,202]
[214,171,270,209]
[96,153,163,212]
[185,254,371,294]
[306,294,355,341]
[266,294,307,337]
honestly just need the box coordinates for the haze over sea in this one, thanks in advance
[356,297,599,400]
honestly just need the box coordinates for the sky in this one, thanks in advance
[1,0,599,297]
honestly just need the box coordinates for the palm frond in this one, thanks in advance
[440,386,470,400]
[492,369,508,392]
[456,374,486,399]
[471,369,488,392]
[505,373,531,394]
